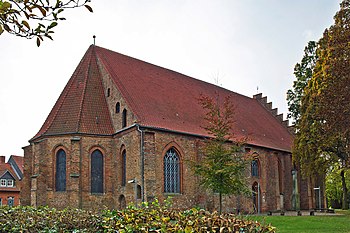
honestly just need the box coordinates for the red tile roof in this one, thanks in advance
[32,47,114,139]
[0,164,14,178]
[32,45,292,152]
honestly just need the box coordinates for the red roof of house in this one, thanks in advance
[0,164,14,178]
[32,45,292,152]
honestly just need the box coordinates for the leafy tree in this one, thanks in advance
[191,94,249,214]
[286,41,317,124]
[0,0,93,46]
[315,0,350,209]
[293,0,350,209]
[326,163,350,208]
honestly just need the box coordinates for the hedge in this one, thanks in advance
[0,200,275,232]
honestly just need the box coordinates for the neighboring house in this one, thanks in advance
[0,155,23,206]
[22,45,315,212]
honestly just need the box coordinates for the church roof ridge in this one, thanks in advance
[31,45,293,152]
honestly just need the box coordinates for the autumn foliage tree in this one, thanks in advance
[291,0,350,209]
[0,0,93,46]
[191,94,249,214]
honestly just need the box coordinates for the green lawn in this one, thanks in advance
[246,210,350,233]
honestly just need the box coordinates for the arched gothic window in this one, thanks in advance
[164,148,180,193]
[116,102,120,113]
[55,149,66,191]
[91,149,104,194]
[137,185,142,199]
[251,159,259,177]
[121,149,126,186]
[122,109,127,128]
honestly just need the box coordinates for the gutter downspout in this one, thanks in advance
[136,124,145,202]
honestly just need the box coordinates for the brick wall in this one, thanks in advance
[23,128,303,212]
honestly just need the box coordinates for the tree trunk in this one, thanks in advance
[219,192,222,214]
[340,169,348,210]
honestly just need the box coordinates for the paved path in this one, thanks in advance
[260,210,342,216]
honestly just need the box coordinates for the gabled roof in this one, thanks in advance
[0,164,17,180]
[32,45,292,152]
[32,47,114,139]
[8,155,23,180]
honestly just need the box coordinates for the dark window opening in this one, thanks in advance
[137,185,142,199]
[278,158,283,194]
[107,88,111,97]
[91,150,104,194]
[116,102,120,113]
[121,149,126,186]
[164,148,180,193]
[55,149,66,191]
[122,109,127,128]
[119,195,126,209]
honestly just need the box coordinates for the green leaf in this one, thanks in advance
[36,37,41,47]
[47,22,57,30]
[0,25,3,35]
[1,1,11,10]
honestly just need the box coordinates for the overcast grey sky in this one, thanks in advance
[0,0,341,158]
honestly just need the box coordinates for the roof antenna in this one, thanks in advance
[257,86,259,93]
[93,35,96,45]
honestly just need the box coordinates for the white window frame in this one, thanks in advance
[0,179,6,187]
[7,179,13,187]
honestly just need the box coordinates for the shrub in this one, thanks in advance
[0,205,101,232]
[0,201,275,232]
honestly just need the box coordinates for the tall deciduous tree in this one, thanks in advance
[192,94,249,214]
[293,0,350,209]
[0,0,93,46]
[286,41,317,124]
[316,0,350,209]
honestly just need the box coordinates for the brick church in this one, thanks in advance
[22,45,315,212]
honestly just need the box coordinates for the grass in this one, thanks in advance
[246,210,350,233]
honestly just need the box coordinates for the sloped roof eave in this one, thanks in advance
[135,124,292,153]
